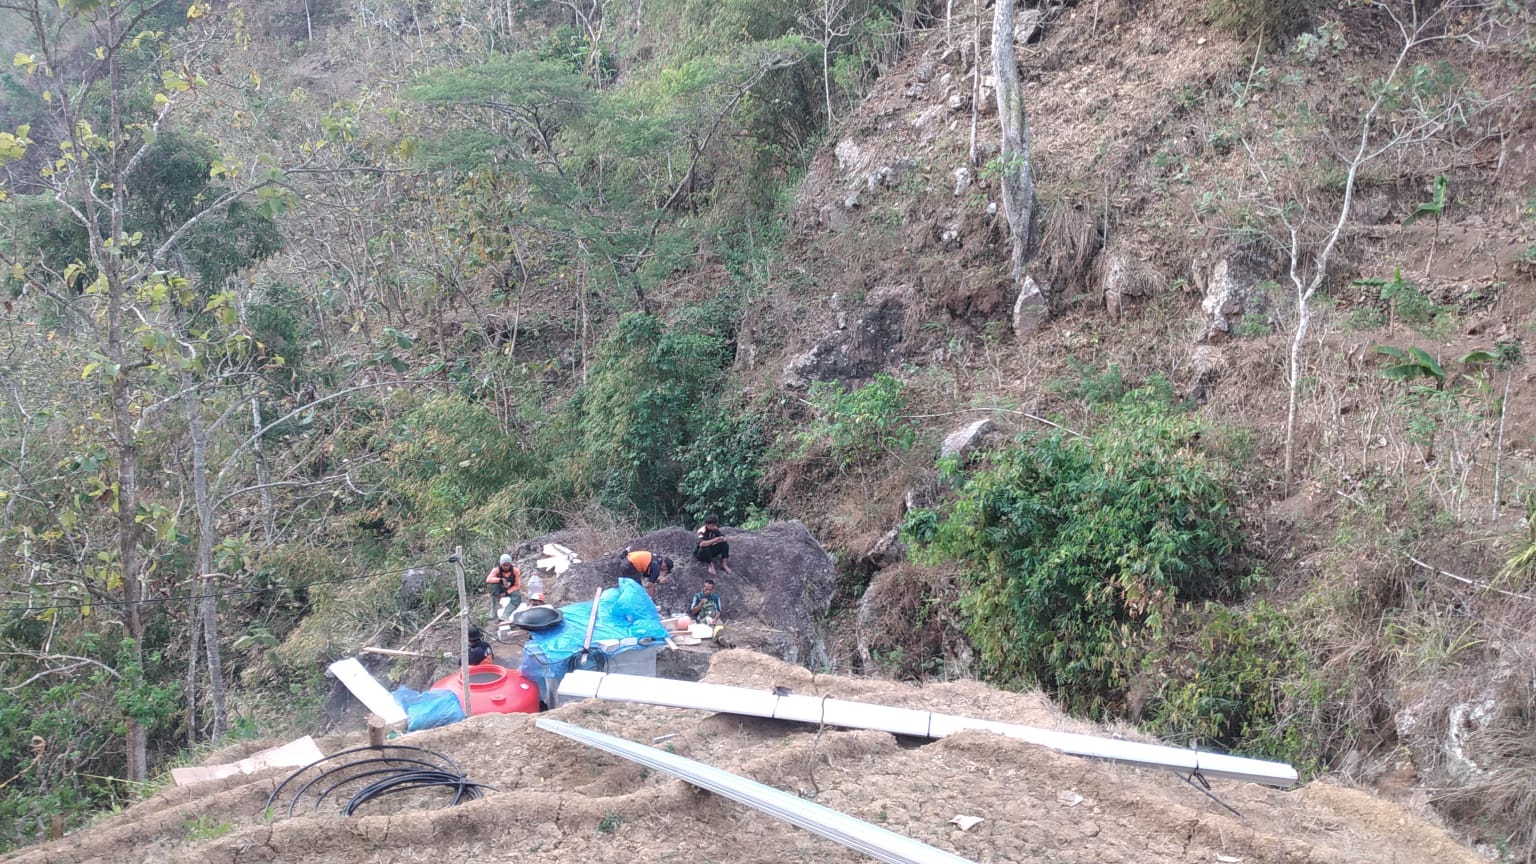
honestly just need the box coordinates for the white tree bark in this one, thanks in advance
[992,0,1036,283]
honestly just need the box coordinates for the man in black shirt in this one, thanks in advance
[693,515,733,576]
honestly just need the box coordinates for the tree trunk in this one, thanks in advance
[969,0,980,165]
[1283,289,1310,493]
[185,594,202,745]
[103,4,150,783]
[250,395,276,539]
[185,378,228,738]
[992,0,1036,282]
[822,37,834,125]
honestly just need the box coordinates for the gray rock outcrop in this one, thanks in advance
[1012,275,1049,336]
[1202,251,1276,338]
[785,287,909,387]
[541,520,836,667]
[940,418,995,459]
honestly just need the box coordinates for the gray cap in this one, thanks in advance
[499,553,514,566]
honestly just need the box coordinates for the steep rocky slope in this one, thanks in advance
[726,0,1535,849]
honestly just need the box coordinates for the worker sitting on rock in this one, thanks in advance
[485,553,522,618]
[693,514,733,576]
[689,578,724,625]
[620,549,673,600]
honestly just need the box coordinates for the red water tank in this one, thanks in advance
[430,663,540,715]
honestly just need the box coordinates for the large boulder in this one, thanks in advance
[940,418,995,459]
[540,520,837,667]
[784,286,909,387]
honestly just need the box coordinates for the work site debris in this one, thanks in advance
[948,815,984,831]
[170,736,324,787]
[264,744,494,818]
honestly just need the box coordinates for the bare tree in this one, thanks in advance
[1240,0,1507,492]
[801,0,859,125]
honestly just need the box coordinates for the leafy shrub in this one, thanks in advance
[579,313,732,523]
[1046,361,1128,407]
[1141,602,1319,767]
[678,410,768,526]
[374,392,545,541]
[797,373,916,470]
[1354,269,1447,335]
[904,386,1240,717]
[1235,313,1273,337]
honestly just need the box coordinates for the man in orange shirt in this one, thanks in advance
[620,549,673,600]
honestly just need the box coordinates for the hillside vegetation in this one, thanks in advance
[1,0,1534,856]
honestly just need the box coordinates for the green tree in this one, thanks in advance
[0,0,287,780]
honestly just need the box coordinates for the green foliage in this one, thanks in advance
[1376,345,1497,392]
[0,634,180,851]
[797,373,916,470]
[578,313,732,523]
[1142,603,1317,765]
[1235,312,1273,338]
[904,386,1240,716]
[678,410,768,526]
[1403,174,1449,225]
[375,390,573,541]
[1354,269,1446,334]
[1499,497,1536,586]
[183,813,232,841]
[1046,361,1129,408]
[1375,345,1446,388]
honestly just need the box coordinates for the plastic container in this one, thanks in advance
[601,644,660,677]
[429,663,540,715]
[519,644,573,708]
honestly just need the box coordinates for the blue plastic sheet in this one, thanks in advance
[392,685,467,731]
[527,578,669,664]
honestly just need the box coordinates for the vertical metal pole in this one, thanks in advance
[451,546,470,716]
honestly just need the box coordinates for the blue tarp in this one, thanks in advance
[391,686,466,731]
[526,578,669,665]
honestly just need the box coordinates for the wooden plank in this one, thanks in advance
[327,657,407,726]
[171,736,326,786]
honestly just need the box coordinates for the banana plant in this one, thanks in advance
[1374,345,1494,391]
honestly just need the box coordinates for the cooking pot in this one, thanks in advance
[511,605,564,631]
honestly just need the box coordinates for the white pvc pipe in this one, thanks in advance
[537,718,977,864]
[556,670,1297,787]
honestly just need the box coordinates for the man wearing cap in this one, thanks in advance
[486,553,522,618]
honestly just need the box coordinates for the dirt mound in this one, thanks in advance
[539,521,838,665]
[6,651,1479,864]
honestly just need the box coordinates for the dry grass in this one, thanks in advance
[1034,196,1104,302]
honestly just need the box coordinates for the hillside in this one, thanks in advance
[2,652,1485,864]
[1,0,1534,857]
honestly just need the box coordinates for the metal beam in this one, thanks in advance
[556,670,1297,787]
[536,718,977,864]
